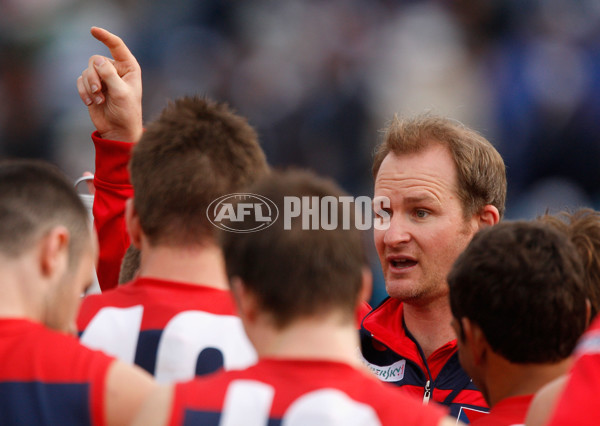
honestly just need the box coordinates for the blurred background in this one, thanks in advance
[2,0,600,303]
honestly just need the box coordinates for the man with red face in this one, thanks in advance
[359,115,506,422]
[0,160,156,425]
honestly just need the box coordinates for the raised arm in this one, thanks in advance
[76,27,142,291]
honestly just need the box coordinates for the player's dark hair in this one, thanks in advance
[0,159,90,267]
[130,95,269,247]
[448,221,588,363]
[220,169,365,329]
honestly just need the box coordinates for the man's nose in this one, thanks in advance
[383,215,412,246]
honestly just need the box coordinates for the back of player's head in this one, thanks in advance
[0,159,90,267]
[372,113,506,219]
[220,169,365,329]
[537,208,600,320]
[130,96,269,246]
[448,220,587,363]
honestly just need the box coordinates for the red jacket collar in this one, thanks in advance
[362,298,457,379]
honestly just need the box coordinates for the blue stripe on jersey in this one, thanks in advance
[134,329,162,374]
[183,410,221,425]
[135,330,225,377]
[0,381,91,425]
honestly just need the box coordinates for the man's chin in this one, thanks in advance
[385,278,419,301]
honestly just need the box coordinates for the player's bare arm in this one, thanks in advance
[524,375,567,426]
[131,385,173,426]
[104,360,157,426]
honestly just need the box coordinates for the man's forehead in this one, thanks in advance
[377,142,457,179]
[379,143,455,171]
[375,167,458,195]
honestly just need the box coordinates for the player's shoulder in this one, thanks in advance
[140,279,238,315]
[43,327,114,365]
[80,284,132,308]
[5,322,114,382]
[77,283,144,330]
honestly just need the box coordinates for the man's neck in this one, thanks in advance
[137,242,229,290]
[402,297,456,359]
[486,355,572,408]
[0,256,43,321]
[252,314,362,368]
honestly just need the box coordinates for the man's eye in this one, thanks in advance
[415,209,429,219]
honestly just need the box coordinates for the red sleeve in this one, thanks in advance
[92,131,135,292]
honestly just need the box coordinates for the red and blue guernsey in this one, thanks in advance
[0,319,113,425]
[77,277,257,383]
[81,134,256,383]
[169,358,448,426]
[359,298,488,422]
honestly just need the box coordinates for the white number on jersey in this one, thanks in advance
[219,380,382,426]
[80,306,257,383]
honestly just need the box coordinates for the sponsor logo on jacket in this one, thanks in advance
[360,358,406,382]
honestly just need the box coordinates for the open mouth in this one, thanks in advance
[388,257,418,269]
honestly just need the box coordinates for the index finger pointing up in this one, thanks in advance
[90,26,135,64]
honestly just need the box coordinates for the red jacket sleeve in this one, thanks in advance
[92,131,134,292]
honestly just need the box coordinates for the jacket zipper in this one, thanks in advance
[423,380,431,404]
[368,332,435,403]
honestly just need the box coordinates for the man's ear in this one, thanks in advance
[461,318,488,366]
[478,204,500,229]
[125,198,142,249]
[39,226,70,280]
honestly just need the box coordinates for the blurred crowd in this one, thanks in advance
[2,5,600,422]
[2,0,600,216]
